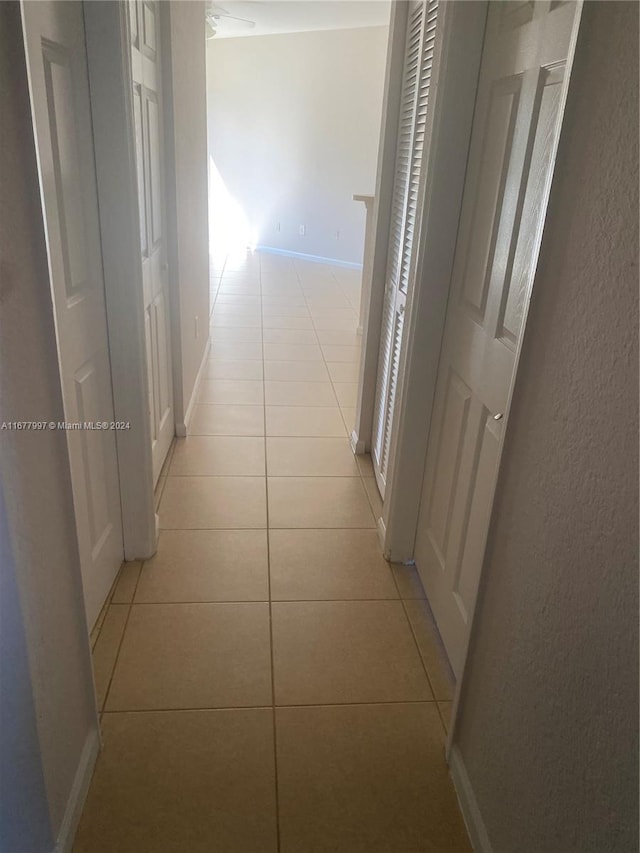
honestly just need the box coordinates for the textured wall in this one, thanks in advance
[0,2,97,844]
[454,4,639,851]
[207,26,388,264]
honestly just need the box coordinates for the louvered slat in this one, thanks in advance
[371,0,439,494]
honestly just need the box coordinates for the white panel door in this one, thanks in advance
[372,0,439,498]
[22,0,124,628]
[414,0,580,676]
[130,0,174,484]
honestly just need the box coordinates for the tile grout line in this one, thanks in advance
[260,251,283,853]
[101,698,442,714]
[387,565,450,737]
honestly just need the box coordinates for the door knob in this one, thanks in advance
[493,413,503,421]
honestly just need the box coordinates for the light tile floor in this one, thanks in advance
[77,253,469,853]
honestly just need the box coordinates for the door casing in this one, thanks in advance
[83,1,182,560]
[356,0,584,756]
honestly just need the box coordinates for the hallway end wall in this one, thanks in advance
[164,1,210,431]
[452,3,639,851]
[206,25,388,265]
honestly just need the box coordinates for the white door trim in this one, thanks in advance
[352,2,409,456]
[84,1,157,559]
[380,1,489,561]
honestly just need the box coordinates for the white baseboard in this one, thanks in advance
[350,429,367,455]
[377,514,387,553]
[54,726,100,853]
[256,244,363,270]
[448,745,493,853]
[175,336,210,437]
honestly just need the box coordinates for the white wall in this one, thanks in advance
[206,25,388,264]
[0,3,98,847]
[452,4,639,850]
[164,1,210,428]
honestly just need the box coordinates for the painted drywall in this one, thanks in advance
[164,1,210,428]
[206,25,388,264]
[453,3,639,851]
[0,2,98,846]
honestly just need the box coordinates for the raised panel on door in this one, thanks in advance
[23,0,124,628]
[458,74,522,321]
[414,1,580,676]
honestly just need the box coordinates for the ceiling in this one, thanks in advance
[206,1,391,40]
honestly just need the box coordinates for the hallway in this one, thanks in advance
[75,252,470,852]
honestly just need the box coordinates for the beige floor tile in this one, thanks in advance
[106,603,272,710]
[209,326,262,343]
[263,342,323,362]
[197,379,264,405]
[311,309,359,331]
[211,313,262,328]
[135,530,268,602]
[261,293,307,307]
[92,605,128,711]
[266,406,346,438]
[306,299,353,313]
[272,601,432,704]
[214,293,261,304]
[404,598,456,701]
[316,329,363,347]
[276,703,471,853]
[270,529,398,600]
[262,315,314,330]
[170,436,265,477]
[328,361,360,382]
[321,345,361,363]
[363,476,383,519]
[439,701,453,733]
[340,407,356,432]
[74,709,277,853]
[266,437,358,477]
[160,477,266,529]
[202,359,263,381]
[218,285,261,296]
[333,382,358,408]
[111,561,142,604]
[391,564,427,599]
[209,341,263,360]
[268,477,374,528]
[262,304,310,318]
[189,404,264,436]
[263,360,330,382]
[262,328,318,345]
[264,381,336,407]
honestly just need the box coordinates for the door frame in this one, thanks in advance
[355,0,489,551]
[84,1,166,560]
[351,1,409,458]
[358,0,584,759]
[379,0,489,560]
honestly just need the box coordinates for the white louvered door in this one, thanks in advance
[371,0,439,498]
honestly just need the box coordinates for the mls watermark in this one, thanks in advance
[1,421,131,431]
